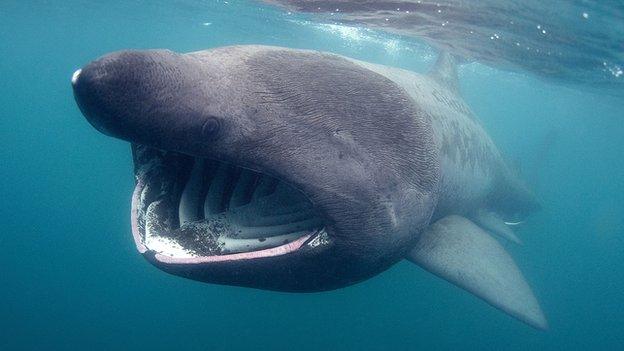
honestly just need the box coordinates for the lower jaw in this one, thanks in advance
[143,231,318,265]
[130,145,327,264]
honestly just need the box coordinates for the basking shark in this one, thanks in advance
[72,45,547,329]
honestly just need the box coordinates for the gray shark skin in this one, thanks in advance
[72,45,546,330]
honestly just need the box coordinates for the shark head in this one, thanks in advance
[72,46,440,291]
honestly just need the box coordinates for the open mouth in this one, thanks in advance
[131,145,329,264]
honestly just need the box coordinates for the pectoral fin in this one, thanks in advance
[406,215,547,330]
[473,209,522,244]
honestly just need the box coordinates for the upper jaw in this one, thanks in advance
[130,144,332,265]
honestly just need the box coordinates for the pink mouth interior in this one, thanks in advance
[153,233,312,264]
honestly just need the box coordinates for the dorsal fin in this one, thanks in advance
[428,52,459,91]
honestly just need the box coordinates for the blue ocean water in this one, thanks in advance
[1,1,623,350]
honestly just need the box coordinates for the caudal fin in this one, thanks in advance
[472,208,523,244]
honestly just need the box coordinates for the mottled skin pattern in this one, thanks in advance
[73,45,536,291]
[349,58,536,219]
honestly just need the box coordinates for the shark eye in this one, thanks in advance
[201,117,221,139]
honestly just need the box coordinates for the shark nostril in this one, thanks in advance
[201,117,221,139]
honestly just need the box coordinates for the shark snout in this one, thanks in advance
[71,50,185,141]
[71,56,121,137]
